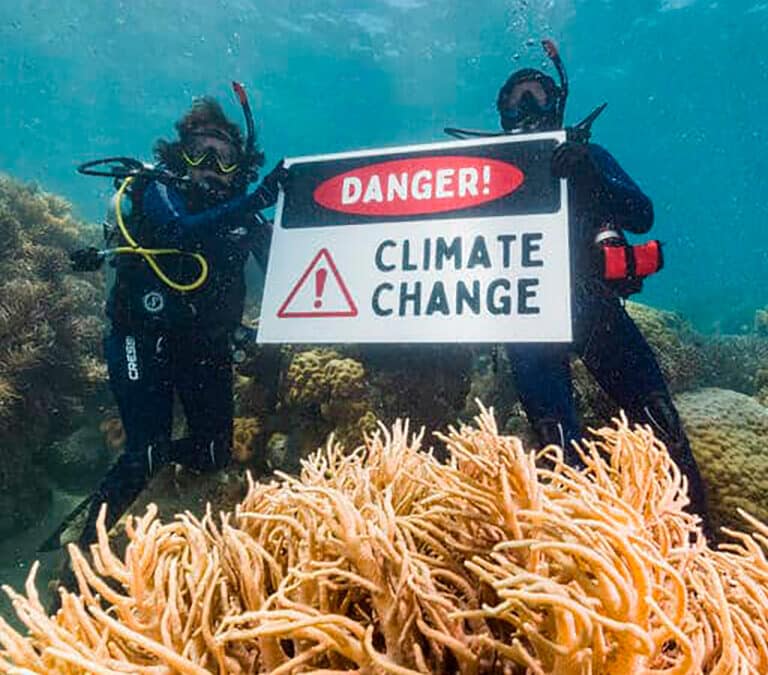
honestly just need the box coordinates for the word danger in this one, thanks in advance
[314,156,524,216]
[372,233,544,317]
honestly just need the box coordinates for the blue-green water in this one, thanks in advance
[2,0,766,329]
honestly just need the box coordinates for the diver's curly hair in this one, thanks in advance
[153,97,265,182]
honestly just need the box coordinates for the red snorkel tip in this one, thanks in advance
[541,39,559,60]
[230,80,257,183]
[231,81,248,106]
[540,38,568,127]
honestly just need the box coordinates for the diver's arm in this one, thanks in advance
[587,144,654,234]
[249,217,274,272]
[248,181,280,212]
[142,181,275,248]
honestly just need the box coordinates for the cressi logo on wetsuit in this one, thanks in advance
[124,335,140,381]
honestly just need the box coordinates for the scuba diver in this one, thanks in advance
[456,42,713,535]
[42,84,286,552]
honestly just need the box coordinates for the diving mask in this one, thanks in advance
[499,80,557,130]
[181,145,240,175]
[182,130,241,175]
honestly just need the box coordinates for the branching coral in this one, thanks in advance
[701,334,768,395]
[754,307,768,337]
[0,176,84,252]
[0,174,106,535]
[0,177,104,411]
[756,368,768,407]
[2,408,767,673]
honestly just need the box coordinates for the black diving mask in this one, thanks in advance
[500,80,557,131]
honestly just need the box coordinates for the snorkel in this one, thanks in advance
[541,39,568,128]
[231,81,259,185]
[185,83,258,200]
[71,83,265,286]
[539,40,607,142]
[445,38,605,141]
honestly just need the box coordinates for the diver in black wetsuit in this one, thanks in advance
[496,51,712,534]
[46,91,286,551]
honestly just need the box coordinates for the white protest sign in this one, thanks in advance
[258,131,571,343]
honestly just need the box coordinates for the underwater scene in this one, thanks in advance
[0,0,767,672]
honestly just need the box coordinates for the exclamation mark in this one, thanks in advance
[482,165,491,195]
[314,268,328,309]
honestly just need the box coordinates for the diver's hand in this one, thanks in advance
[246,160,289,211]
[69,246,104,272]
[551,141,598,181]
[261,160,289,197]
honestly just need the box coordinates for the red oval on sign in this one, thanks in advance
[313,155,525,216]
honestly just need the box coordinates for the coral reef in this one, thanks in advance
[2,410,768,673]
[702,334,768,395]
[0,174,105,537]
[676,387,768,532]
[756,368,768,407]
[625,301,710,391]
[234,343,474,471]
[489,302,768,433]
[755,306,768,337]
[278,347,378,467]
[231,302,768,545]
[231,416,262,464]
[284,348,345,406]
[99,416,126,453]
[564,302,713,429]
[47,421,118,492]
[361,344,474,433]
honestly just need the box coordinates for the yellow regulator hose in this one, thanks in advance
[112,177,208,292]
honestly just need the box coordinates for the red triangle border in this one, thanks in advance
[277,248,358,319]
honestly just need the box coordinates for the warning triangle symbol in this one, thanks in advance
[277,248,358,318]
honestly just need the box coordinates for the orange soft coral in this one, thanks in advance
[2,408,767,674]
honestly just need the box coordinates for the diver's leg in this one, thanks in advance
[77,327,174,547]
[580,301,712,534]
[505,342,583,468]
[174,331,234,472]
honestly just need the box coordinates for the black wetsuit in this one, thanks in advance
[79,178,275,546]
[505,143,711,526]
